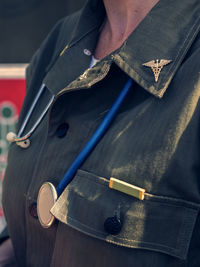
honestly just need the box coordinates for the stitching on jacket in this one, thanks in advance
[58,213,185,254]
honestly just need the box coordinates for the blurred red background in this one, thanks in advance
[0,66,26,229]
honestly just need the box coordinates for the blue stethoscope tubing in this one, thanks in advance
[56,78,133,196]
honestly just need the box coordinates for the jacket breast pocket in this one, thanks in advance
[51,169,199,263]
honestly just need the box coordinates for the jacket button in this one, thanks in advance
[56,123,69,138]
[104,215,122,235]
[29,203,38,219]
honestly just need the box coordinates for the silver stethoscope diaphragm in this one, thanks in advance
[6,83,55,149]
[37,182,57,228]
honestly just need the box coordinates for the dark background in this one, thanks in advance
[0,0,86,63]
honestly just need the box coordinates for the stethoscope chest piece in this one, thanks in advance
[37,182,57,228]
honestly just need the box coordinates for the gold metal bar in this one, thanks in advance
[109,177,145,200]
[60,44,69,57]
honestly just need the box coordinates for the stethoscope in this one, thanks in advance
[6,83,55,148]
[6,78,134,228]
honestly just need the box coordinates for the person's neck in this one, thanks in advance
[103,0,159,42]
[94,0,159,59]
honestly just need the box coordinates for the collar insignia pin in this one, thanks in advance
[143,59,172,82]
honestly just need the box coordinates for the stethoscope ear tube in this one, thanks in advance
[16,139,31,148]
[6,132,17,142]
[6,132,31,148]
[37,78,133,228]
[6,84,55,148]
[18,83,46,137]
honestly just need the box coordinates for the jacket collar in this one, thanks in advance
[44,0,200,98]
[115,0,200,98]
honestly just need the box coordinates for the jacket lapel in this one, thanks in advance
[44,0,105,96]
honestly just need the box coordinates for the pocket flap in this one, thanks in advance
[51,169,199,260]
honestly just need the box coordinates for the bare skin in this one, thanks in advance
[94,0,160,60]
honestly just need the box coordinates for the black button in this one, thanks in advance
[56,123,69,138]
[29,202,38,219]
[104,215,122,235]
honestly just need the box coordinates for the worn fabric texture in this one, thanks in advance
[2,0,200,266]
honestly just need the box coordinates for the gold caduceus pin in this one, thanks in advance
[143,59,172,82]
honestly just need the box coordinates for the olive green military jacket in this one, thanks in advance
[3,0,200,266]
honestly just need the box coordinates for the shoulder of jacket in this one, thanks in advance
[54,9,83,57]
